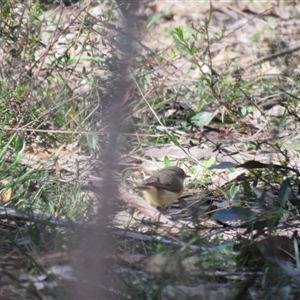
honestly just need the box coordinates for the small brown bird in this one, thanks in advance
[136,166,190,209]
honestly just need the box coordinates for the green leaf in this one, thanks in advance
[210,162,237,169]
[212,207,256,223]
[237,161,295,175]
[167,133,180,146]
[230,184,239,200]
[285,141,300,150]
[204,156,216,169]
[174,27,184,41]
[1,5,11,18]
[294,237,300,270]
[237,161,268,169]
[87,133,98,150]
[17,236,31,246]
[191,111,214,126]
[189,45,198,55]
[205,1,213,25]
[173,35,184,47]
[144,12,162,29]
[0,134,16,159]
[277,179,290,207]
[14,134,24,153]
[241,106,253,116]
[173,27,192,47]
[163,156,171,167]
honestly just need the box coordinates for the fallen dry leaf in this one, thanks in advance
[141,252,199,275]
[0,179,12,202]
[237,235,295,267]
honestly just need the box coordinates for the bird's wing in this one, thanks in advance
[138,176,180,192]
[142,176,160,185]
